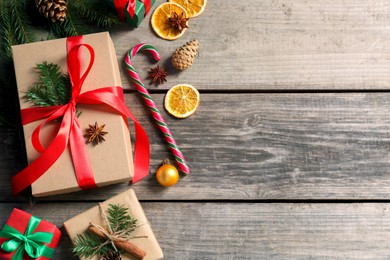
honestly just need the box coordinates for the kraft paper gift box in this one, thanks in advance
[12,32,134,197]
[64,189,163,260]
[0,208,61,260]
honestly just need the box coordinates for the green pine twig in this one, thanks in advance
[24,62,71,107]
[72,232,109,259]
[73,204,138,259]
[50,2,86,38]
[71,0,119,28]
[0,0,34,62]
[107,204,137,237]
[9,0,34,44]
[0,0,14,62]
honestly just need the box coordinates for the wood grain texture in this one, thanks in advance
[1,202,390,259]
[3,93,390,201]
[111,0,390,90]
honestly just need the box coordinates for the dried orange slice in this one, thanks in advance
[164,84,200,118]
[169,0,207,18]
[151,3,189,40]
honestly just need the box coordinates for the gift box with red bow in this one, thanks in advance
[11,32,150,197]
[0,208,61,260]
[107,0,156,27]
[64,189,163,260]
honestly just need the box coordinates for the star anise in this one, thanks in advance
[84,122,108,145]
[168,11,188,32]
[148,65,168,85]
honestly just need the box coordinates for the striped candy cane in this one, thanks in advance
[125,44,190,175]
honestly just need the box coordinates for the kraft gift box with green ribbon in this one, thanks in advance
[0,208,61,260]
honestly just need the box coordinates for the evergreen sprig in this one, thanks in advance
[0,0,120,61]
[107,204,137,237]
[49,0,119,38]
[72,232,110,259]
[0,1,14,61]
[24,62,71,107]
[0,0,35,62]
[72,0,119,28]
[50,2,86,38]
[72,204,138,259]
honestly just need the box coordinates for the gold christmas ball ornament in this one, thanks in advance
[156,159,179,187]
[171,39,199,70]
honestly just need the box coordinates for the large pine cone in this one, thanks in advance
[171,39,199,70]
[98,250,122,260]
[35,0,67,23]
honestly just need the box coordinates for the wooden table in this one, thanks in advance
[2,0,390,258]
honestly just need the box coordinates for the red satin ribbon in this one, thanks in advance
[11,36,150,195]
[141,0,151,16]
[114,0,151,20]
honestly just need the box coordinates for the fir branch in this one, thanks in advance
[24,83,55,107]
[50,3,86,38]
[56,73,71,105]
[24,62,71,107]
[0,0,15,62]
[36,62,63,92]
[72,232,110,259]
[49,16,83,38]
[46,30,57,40]
[71,0,119,28]
[0,0,34,62]
[9,0,34,44]
[72,204,138,259]
[107,204,137,238]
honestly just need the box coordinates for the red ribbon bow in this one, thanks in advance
[11,36,150,195]
[114,0,151,20]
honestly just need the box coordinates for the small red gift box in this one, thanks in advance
[107,0,156,28]
[0,209,61,260]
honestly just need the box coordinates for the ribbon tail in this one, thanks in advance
[131,119,150,182]
[10,246,25,260]
[12,107,72,195]
[69,118,97,189]
[30,106,68,154]
[77,90,150,183]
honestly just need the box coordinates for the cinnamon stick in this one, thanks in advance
[88,224,147,260]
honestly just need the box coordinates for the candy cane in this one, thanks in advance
[125,44,190,175]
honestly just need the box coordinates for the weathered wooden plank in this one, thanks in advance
[0,127,26,202]
[1,202,390,259]
[111,0,390,90]
[3,93,390,201]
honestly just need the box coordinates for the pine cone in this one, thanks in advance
[98,250,122,260]
[36,0,67,23]
[171,39,199,71]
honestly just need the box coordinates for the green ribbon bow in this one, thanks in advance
[0,215,55,259]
